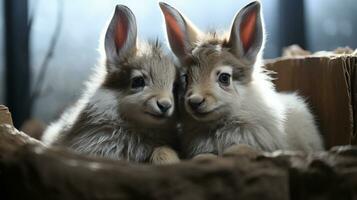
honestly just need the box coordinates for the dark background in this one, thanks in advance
[0,0,356,127]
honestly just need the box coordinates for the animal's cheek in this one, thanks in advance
[210,83,230,98]
[222,82,240,95]
[204,95,218,107]
[229,87,240,97]
[215,88,240,106]
[184,86,194,97]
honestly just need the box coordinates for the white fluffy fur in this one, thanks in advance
[43,85,150,160]
[159,1,324,158]
[42,62,175,162]
[235,64,324,152]
[42,6,179,163]
[42,63,106,145]
[183,62,323,157]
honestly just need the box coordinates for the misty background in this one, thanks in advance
[0,0,356,125]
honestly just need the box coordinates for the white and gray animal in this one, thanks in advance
[160,1,324,159]
[42,5,180,164]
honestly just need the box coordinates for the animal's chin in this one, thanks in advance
[121,110,171,127]
[144,112,170,123]
[189,108,222,122]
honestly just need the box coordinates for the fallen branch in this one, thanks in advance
[1,105,357,200]
[0,125,45,157]
[0,105,13,126]
[0,123,356,200]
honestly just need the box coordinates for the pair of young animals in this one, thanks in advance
[42,1,324,164]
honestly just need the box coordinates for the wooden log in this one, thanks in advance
[0,105,13,126]
[0,105,44,156]
[0,124,356,200]
[0,125,45,157]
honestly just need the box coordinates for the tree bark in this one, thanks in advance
[0,123,356,200]
[1,105,357,200]
[0,105,13,126]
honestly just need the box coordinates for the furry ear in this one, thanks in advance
[159,2,200,61]
[227,1,264,63]
[105,5,137,64]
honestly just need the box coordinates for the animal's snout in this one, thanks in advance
[188,95,205,111]
[157,99,172,114]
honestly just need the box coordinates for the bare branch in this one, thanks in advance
[30,0,64,107]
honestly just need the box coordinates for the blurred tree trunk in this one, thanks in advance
[4,0,31,127]
[278,1,306,50]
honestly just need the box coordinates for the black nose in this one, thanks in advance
[188,96,205,110]
[157,100,172,113]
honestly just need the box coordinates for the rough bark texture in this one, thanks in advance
[1,94,357,200]
[0,105,13,126]
[0,123,356,200]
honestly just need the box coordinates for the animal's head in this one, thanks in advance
[102,5,177,127]
[160,1,264,122]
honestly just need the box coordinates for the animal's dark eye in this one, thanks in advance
[218,73,231,86]
[131,76,145,89]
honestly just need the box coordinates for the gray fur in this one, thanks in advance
[42,6,178,163]
[161,1,323,158]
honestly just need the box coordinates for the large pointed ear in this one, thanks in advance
[227,1,264,63]
[105,5,137,65]
[159,2,200,61]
